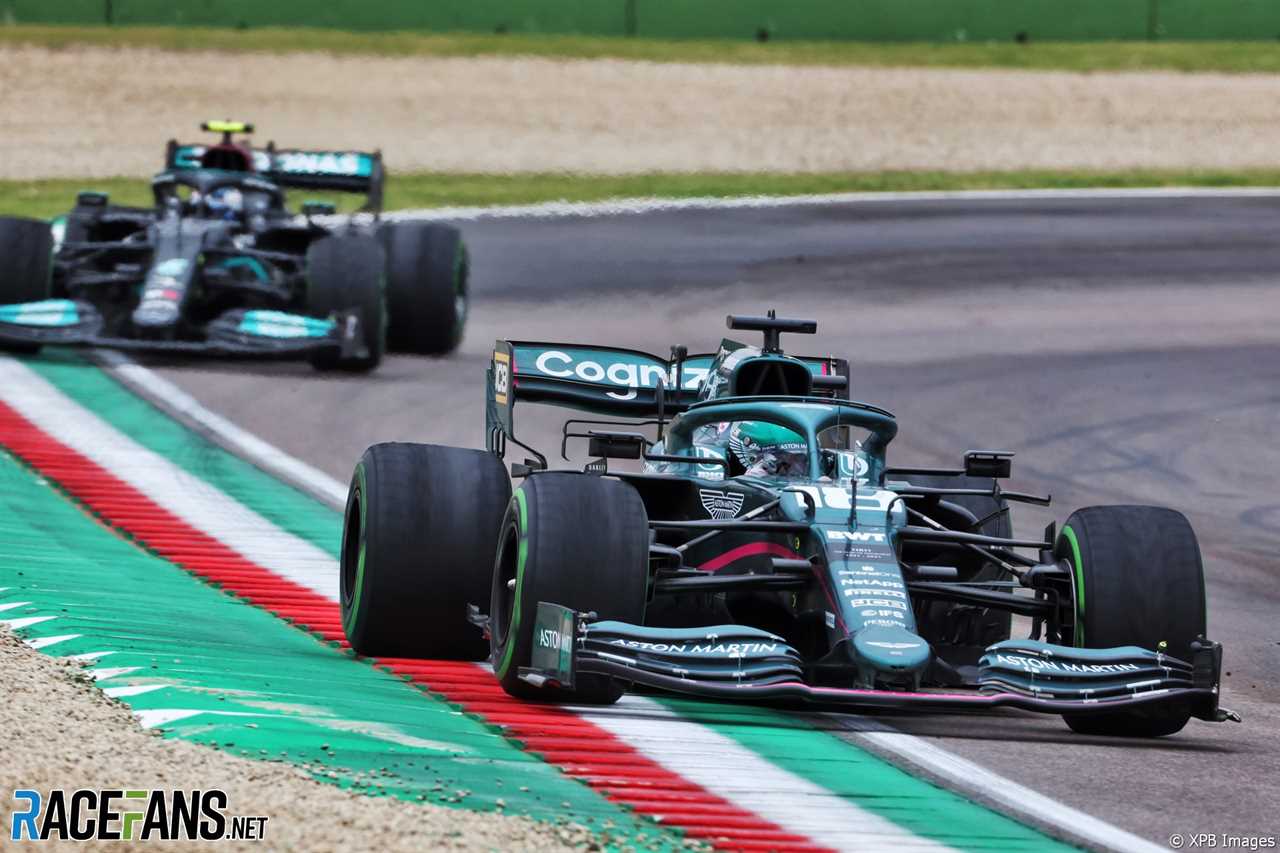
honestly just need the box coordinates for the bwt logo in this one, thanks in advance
[826,530,887,543]
[10,789,268,842]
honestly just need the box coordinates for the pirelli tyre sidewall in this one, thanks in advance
[0,216,54,354]
[1055,504,1207,737]
[490,472,648,704]
[341,442,510,660]
[379,222,468,356]
[305,232,386,371]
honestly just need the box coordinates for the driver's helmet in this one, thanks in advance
[729,421,807,478]
[205,186,244,221]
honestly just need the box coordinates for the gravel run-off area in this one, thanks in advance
[3,44,1280,178]
[0,628,599,851]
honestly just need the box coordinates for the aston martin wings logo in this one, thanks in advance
[699,488,745,519]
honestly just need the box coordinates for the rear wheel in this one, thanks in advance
[1057,505,1206,737]
[341,442,510,660]
[490,473,649,704]
[0,216,54,354]
[306,233,386,371]
[380,222,468,355]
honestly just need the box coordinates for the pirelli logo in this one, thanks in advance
[492,350,511,406]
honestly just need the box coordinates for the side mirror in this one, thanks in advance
[811,374,848,392]
[301,200,336,217]
[964,450,1013,479]
[76,191,109,208]
[588,431,646,460]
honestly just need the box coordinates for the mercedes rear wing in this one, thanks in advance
[485,340,848,459]
[164,140,385,210]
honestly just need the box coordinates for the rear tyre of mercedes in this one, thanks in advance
[306,233,386,371]
[0,216,54,355]
[341,442,511,660]
[380,222,468,356]
[490,473,649,704]
[1056,505,1206,737]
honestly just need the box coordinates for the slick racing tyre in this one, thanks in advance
[341,443,510,660]
[379,222,468,356]
[0,216,54,355]
[908,473,1013,667]
[490,473,648,704]
[306,233,386,371]
[1056,505,1206,737]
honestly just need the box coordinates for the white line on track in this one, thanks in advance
[0,615,57,631]
[0,358,339,600]
[833,716,1167,853]
[87,666,142,681]
[101,349,1162,852]
[26,634,83,650]
[92,350,348,509]
[377,186,1280,223]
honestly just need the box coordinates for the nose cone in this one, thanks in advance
[853,625,932,677]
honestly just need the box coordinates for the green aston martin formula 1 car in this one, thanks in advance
[340,312,1238,737]
[0,121,467,369]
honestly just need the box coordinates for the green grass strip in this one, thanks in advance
[5,168,1280,220]
[0,449,677,844]
[659,697,1079,852]
[5,24,1280,73]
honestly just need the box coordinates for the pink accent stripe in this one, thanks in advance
[697,541,800,573]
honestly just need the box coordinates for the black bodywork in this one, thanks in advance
[0,133,386,359]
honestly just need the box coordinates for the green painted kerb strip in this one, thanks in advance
[0,447,682,848]
[1062,524,1086,646]
[25,352,341,557]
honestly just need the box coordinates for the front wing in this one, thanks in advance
[524,603,1239,723]
[0,300,362,360]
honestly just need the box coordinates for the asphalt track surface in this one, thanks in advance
[147,195,1280,845]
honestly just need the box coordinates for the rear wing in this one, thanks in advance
[164,140,385,210]
[486,340,848,457]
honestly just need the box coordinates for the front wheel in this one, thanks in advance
[0,216,54,355]
[490,473,649,704]
[1057,505,1206,737]
[341,442,510,659]
[306,233,386,372]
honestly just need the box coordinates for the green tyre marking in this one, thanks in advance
[341,462,368,637]
[1062,524,1085,647]
[495,487,528,680]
